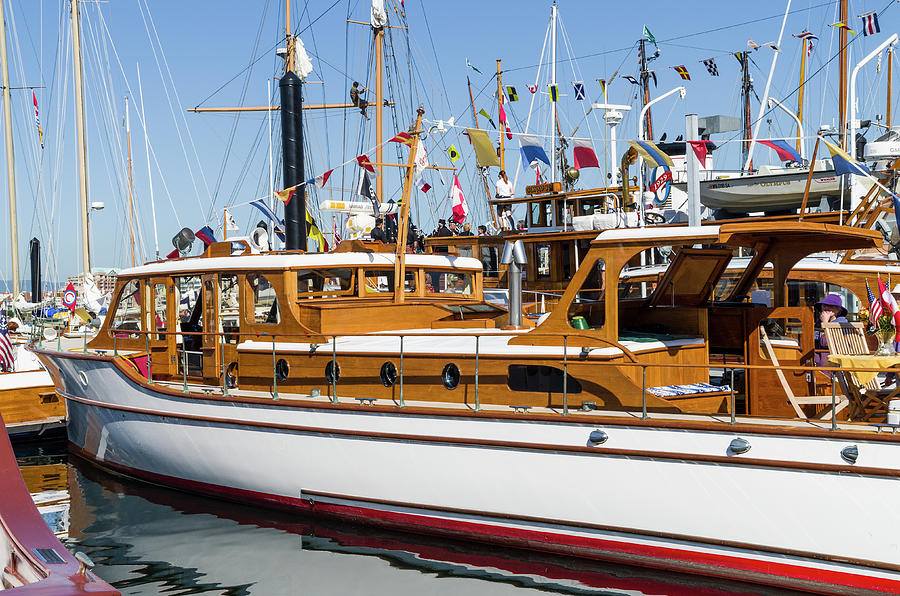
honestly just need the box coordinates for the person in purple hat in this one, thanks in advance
[814,293,848,368]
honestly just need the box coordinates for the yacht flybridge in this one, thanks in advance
[32,215,900,594]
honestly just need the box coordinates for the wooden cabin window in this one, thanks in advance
[153,284,167,340]
[425,271,472,296]
[480,246,499,278]
[507,364,582,394]
[111,279,142,338]
[536,245,551,278]
[362,270,416,295]
[248,274,280,324]
[219,274,239,344]
[297,268,355,298]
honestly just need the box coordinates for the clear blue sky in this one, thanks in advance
[0,0,897,287]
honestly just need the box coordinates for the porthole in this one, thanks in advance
[325,360,341,383]
[380,362,398,387]
[441,363,460,390]
[275,359,289,383]
[225,362,238,388]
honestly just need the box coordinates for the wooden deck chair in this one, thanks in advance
[824,321,891,420]
[760,328,848,419]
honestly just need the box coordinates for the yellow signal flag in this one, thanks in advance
[447,145,461,163]
[466,128,500,168]
[274,183,300,204]
[548,84,559,102]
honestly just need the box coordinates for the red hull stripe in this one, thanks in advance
[71,444,899,595]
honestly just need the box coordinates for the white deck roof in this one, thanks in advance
[123,252,483,277]
[594,225,720,243]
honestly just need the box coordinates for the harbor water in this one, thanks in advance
[15,439,800,596]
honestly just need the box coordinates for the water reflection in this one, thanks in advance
[14,443,797,595]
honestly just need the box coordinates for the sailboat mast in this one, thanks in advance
[0,0,18,296]
[497,59,505,171]
[280,0,306,250]
[71,0,91,274]
[797,39,807,155]
[374,26,385,200]
[550,3,557,183]
[888,46,893,130]
[838,0,848,149]
[639,39,653,141]
[125,96,134,267]
[741,52,752,169]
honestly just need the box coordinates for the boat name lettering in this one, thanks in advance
[525,182,562,195]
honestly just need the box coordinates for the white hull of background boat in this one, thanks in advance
[37,348,900,595]
[699,169,841,213]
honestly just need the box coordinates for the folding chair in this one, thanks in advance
[760,328,848,420]
[824,321,892,421]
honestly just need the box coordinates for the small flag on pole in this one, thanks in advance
[450,174,468,223]
[573,81,585,100]
[758,139,801,163]
[830,22,856,36]
[506,86,518,102]
[32,91,43,149]
[642,25,658,50]
[465,58,482,74]
[860,11,880,36]
[250,198,286,241]
[446,145,461,163]
[518,134,551,167]
[867,279,884,324]
[477,108,496,128]
[306,212,329,252]
[548,85,559,102]
[598,79,607,100]
[0,313,13,372]
[794,31,818,56]
[195,226,217,247]
[305,169,333,188]
[622,75,640,85]
[224,207,239,231]
[733,51,748,66]
[701,58,719,76]
[356,154,379,177]
[572,138,599,169]
[274,184,300,205]
[389,131,414,145]
[628,140,674,168]
[499,103,512,140]
[419,180,431,193]
[672,65,690,80]
[686,140,710,164]
[822,138,871,176]
[528,84,537,94]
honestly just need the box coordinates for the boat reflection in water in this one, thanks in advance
[15,455,785,596]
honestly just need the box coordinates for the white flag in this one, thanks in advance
[224,207,239,231]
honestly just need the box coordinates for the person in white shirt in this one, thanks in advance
[495,170,514,198]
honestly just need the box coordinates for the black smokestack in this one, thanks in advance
[280,70,306,251]
[29,238,40,303]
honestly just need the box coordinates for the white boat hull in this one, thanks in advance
[699,170,841,213]
[40,349,900,594]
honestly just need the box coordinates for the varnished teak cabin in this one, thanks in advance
[87,222,881,418]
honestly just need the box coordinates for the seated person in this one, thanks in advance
[814,293,848,368]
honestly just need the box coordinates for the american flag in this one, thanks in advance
[0,313,13,372]
[867,279,884,323]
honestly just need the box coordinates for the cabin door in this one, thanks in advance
[201,274,219,385]
[746,306,815,417]
[149,278,174,378]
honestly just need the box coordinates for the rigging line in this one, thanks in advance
[726,0,898,147]
[503,2,836,75]
[207,0,271,221]
[136,0,212,217]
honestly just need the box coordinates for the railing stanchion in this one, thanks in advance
[474,335,480,412]
[145,333,152,383]
[331,335,338,404]
[562,335,568,416]
[113,334,117,357]
[399,335,404,408]
[221,334,228,397]
[641,364,648,420]
[831,373,837,431]
[272,335,279,400]
[83,327,87,353]
[182,346,188,393]
[730,368,736,425]
[56,331,60,352]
